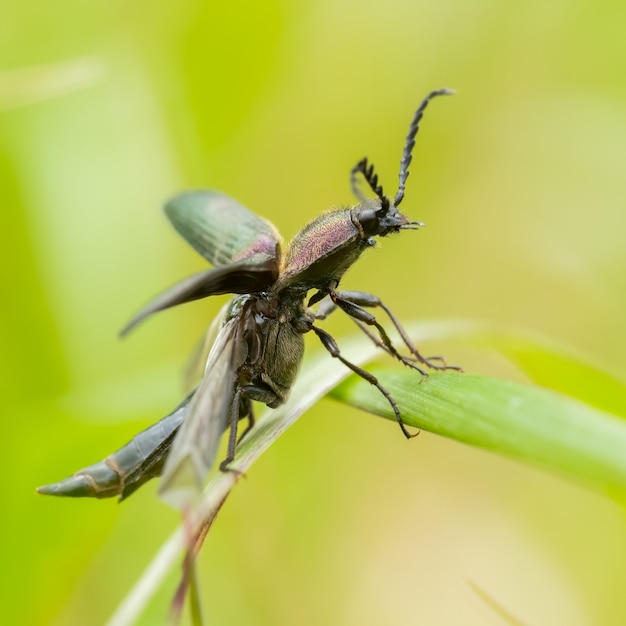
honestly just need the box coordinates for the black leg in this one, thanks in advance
[311,324,416,439]
[219,385,279,472]
[237,400,255,444]
[331,289,461,372]
[314,296,337,320]
[220,388,243,472]
[330,291,428,375]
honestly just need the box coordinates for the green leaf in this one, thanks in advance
[330,368,626,501]
[489,335,626,417]
[106,324,457,626]
[106,320,626,625]
[419,320,626,416]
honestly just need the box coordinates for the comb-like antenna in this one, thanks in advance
[350,162,367,202]
[394,88,454,207]
[351,157,389,211]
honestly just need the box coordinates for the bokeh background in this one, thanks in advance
[3,1,626,624]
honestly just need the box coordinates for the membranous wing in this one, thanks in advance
[183,300,233,393]
[158,298,247,508]
[37,394,192,500]
[122,191,282,335]
[37,299,242,504]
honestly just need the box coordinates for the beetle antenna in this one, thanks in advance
[350,164,367,202]
[394,88,454,207]
[351,157,389,211]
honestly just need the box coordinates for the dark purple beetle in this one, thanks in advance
[38,89,457,506]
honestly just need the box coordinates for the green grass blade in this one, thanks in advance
[489,336,626,417]
[105,329,394,626]
[330,368,626,500]
[106,319,626,625]
[188,563,204,626]
[419,320,626,416]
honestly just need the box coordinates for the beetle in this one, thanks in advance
[38,88,457,506]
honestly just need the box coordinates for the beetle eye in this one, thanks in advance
[358,207,379,235]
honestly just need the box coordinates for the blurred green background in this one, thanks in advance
[3,1,626,624]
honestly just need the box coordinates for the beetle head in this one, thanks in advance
[350,88,453,237]
[356,196,423,237]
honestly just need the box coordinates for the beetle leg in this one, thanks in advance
[220,385,279,472]
[311,325,417,439]
[331,289,461,372]
[329,291,429,375]
[349,318,396,356]
[307,289,327,307]
[220,388,243,472]
[314,297,337,320]
[237,400,255,444]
